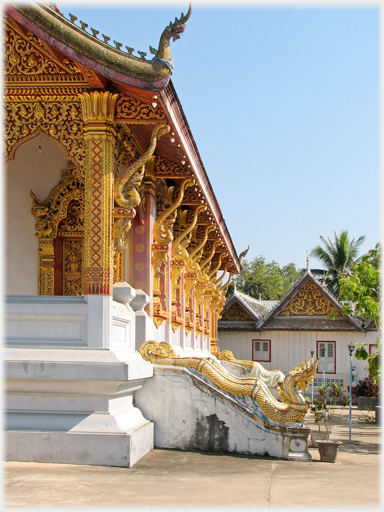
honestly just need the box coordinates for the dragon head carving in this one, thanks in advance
[167,4,192,42]
[140,341,179,363]
[151,4,192,68]
[276,358,318,404]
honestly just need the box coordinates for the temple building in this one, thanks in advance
[4,3,323,467]
[4,2,242,466]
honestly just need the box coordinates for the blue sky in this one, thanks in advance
[59,1,380,270]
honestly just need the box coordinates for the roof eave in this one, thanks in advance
[160,82,241,274]
[6,2,172,91]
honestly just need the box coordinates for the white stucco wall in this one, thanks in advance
[135,365,311,460]
[218,328,376,387]
[6,135,67,295]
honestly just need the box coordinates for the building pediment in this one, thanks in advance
[5,16,87,86]
[257,271,362,331]
[221,302,255,322]
[278,281,340,317]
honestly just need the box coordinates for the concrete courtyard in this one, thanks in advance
[4,407,381,509]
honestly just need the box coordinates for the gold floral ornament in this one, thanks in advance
[280,281,340,317]
[5,100,85,179]
[221,302,254,322]
[4,21,78,79]
[115,95,167,123]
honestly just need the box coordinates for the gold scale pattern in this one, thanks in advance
[140,341,317,424]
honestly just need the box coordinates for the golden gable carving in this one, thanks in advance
[5,20,83,82]
[221,302,254,322]
[279,281,340,317]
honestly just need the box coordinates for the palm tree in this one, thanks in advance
[310,231,365,297]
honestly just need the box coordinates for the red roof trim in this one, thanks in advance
[160,82,241,273]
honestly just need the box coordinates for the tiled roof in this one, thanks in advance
[218,321,257,331]
[235,290,269,317]
[219,271,375,334]
[261,316,359,331]
[260,300,279,311]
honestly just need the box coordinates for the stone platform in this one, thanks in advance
[4,408,381,508]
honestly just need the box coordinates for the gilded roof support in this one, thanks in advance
[80,90,118,295]
[170,203,206,333]
[113,122,169,252]
[152,177,193,328]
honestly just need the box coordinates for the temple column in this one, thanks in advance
[128,156,157,308]
[80,91,118,296]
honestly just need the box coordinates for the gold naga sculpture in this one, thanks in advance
[140,341,318,425]
[113,122,170,252]
[220,350,285,388]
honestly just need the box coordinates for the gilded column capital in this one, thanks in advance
[79,90,119,129]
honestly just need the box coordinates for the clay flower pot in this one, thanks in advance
[317,440,342,463]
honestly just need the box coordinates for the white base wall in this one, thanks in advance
[6,424,154,468]
[135,365,311,461]
[4,291,155,467]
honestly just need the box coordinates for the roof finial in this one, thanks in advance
[306,250,309,271]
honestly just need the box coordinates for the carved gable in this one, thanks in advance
[279,281,339,317]
[221,302,254,321]
[5,18,84,84]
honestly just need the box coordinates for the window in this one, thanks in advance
[369,344,378,355]
[317,341,336,374]
[252,339,271,362]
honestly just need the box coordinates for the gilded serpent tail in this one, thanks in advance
[140,341,318,424]
[114,123,170,208]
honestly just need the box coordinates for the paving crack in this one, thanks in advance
[267,461,276,507]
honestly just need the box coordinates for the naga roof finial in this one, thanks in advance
[151,4,192,72]
[239,245,250,268]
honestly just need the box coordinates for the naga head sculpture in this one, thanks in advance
[153,4,192,65]
[166,4,192,43]
[276,358,318,405]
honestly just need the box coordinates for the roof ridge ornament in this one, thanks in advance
[152,4,192,72]
[238,245,249,269]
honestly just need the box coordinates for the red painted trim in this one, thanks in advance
[369,344,377,354]
[252,339,271,363]
[316,340,336,374]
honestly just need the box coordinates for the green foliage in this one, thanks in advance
[310,230,365,298]
[233,256,302,300]
[340,243,381,327]
[310,383,350,433]
[339,243,381,384]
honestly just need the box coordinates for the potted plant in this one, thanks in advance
[310,383,349,462]
[356,377,380,411]
[309,385,329,447]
